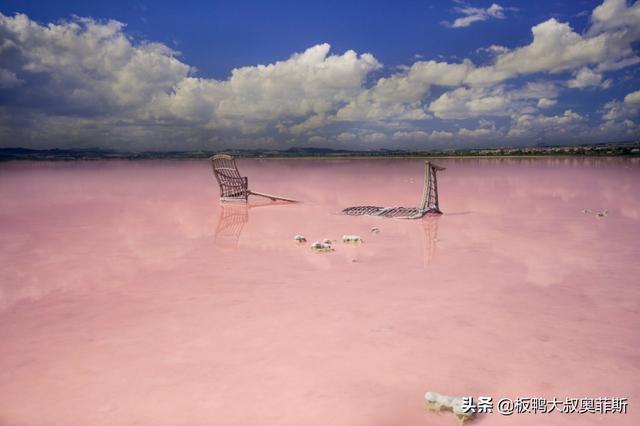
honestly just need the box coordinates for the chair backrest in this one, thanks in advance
[210,154,248,200]
[419,161,445,213]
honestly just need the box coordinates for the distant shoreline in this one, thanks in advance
[4,156,640,163]
[1,142,639,161]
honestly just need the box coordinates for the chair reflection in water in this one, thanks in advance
[214,201,297,249]
[214,203,250,249]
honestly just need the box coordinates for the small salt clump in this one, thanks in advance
[425,391,475,424]
[596,209,609,218]
[310,240,334,253]
[294,235,307,243]
[581,208,592,214]
[322,239,332,245]
[370,227,380,234]
[342,235,363,244]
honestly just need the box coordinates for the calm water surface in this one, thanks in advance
[0,158,639,425]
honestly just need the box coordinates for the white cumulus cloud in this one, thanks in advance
[567,67,607,88]
[602,89,640,121]
[0,1,638,150]
[0,68,22,88]
[445,3,507,28]
[537,98,557,109]
[428,82,558,119]
[508,110,587,139]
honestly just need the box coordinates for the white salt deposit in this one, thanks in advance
[342,235,363,243]
[425,391,475,424]
[311,241,334,253]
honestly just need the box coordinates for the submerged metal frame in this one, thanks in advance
[341,161,445,219]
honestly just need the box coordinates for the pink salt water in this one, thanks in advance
[0,158,639,426]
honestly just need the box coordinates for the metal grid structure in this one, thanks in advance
[210,154,297,203]
[341,161,445,219]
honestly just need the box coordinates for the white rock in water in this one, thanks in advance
[425,391,475,424]
[424,391,453,409]
[452,398,469,416]
[370,227,380,234]
[424,391,441,405]
[294,234,307,243]
[342,235,363,243]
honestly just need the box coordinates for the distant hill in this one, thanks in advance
[1,142,639,161]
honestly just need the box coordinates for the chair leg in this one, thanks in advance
[248,190,298,203]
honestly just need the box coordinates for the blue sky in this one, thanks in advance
[0,0,603,78]
[0,0,638,150]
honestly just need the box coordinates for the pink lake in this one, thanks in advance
[0,158,639,426]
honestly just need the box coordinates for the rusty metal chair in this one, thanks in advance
[210,154,297,203]
[341,161,445,219]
